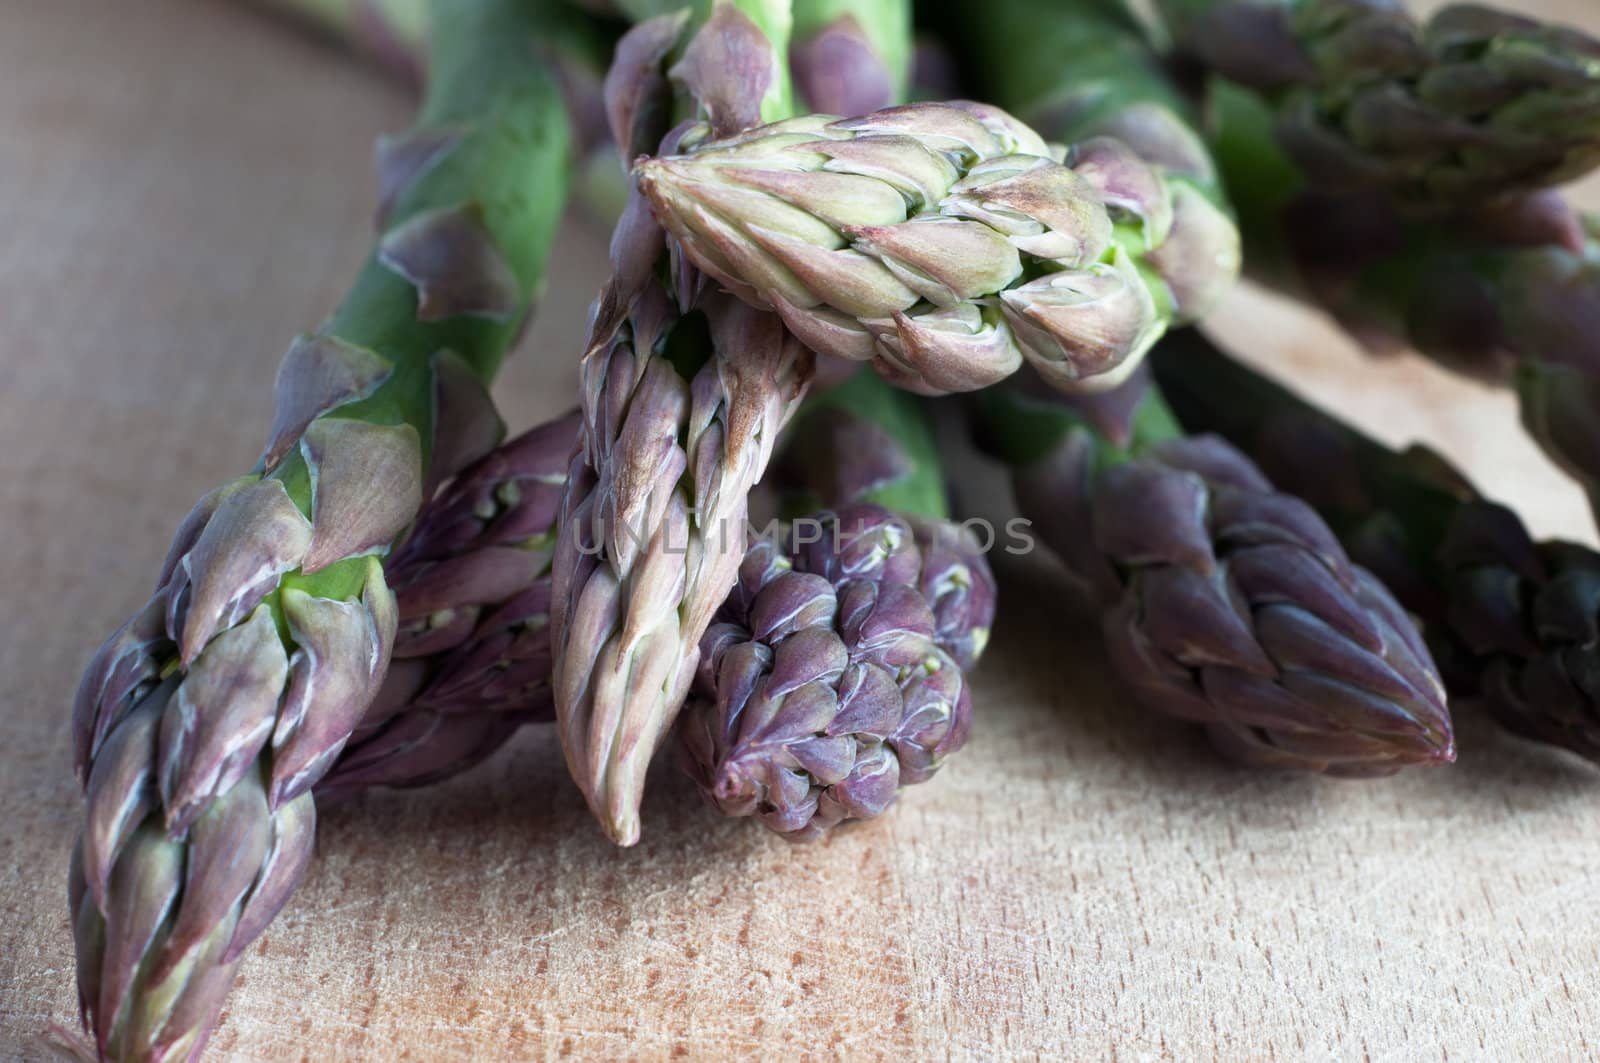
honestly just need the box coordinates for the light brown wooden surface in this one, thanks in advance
[3,1,1600,1059]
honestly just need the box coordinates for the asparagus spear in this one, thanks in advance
[679,371,993,839]
[1154,332,1600,762]
[551,0,859,845]
[636,99,1196,395]
[973,369,1453,776]
[1155,0,1600,210]
[69,1,581,1055]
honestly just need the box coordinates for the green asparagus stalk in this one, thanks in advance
[68,2,581,1056]
[972,369,1453,775]
[1155,0,1600,210]
[1210,75,1600,521]
[1154,332,1600,762]
[937,0,1241,326]
[679,371,992,838]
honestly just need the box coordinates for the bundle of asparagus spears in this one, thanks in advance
[63,0,1600,1056]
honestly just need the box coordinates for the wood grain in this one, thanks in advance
[2,1,1599,1059]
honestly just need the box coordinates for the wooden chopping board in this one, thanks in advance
[2,1,1598,1058]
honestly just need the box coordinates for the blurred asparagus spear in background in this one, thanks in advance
[679,371,992,839]
[935,0,1241,328]
[790,0,909,116]
[1156,332,1600,762]
[1210,74,1600,522]
[1154,0,1600,209]
[973,367,1454,775]
[68,1,585,1056]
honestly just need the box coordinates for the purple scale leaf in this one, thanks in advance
[168,479,312,666]
[147,772,269,987]
[1092,461,1214,572]
[747,571,837,643]
[762,627,848,700]
[1227,542,1384,652]
[395,609,479,660]
[828,662,903,737]
[1278,672,1450,758]
[1069,136,1174,246]
[81,696,166,910]
[788,734,858,786]
[73,595,171,782]
[269,580,391,808]
[158,606,288,836]
[378,203,521,322]
[668,4,782,139]
[792,16,893,118]
[156,478,259,594]
[1145,434,1274,493]
[1254,602,1433,709]
[374,124,469,227]
[223,792,315,963]
[818,744,899,822]
[300,418,422,573]
[1207,487,1351,568]
[1132,566,1275,674]
[1100,595,1218,723]
[1199,667,1335,735]
[260,335,393,473]
[604,11,688,158]
[94,824,182,1054]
